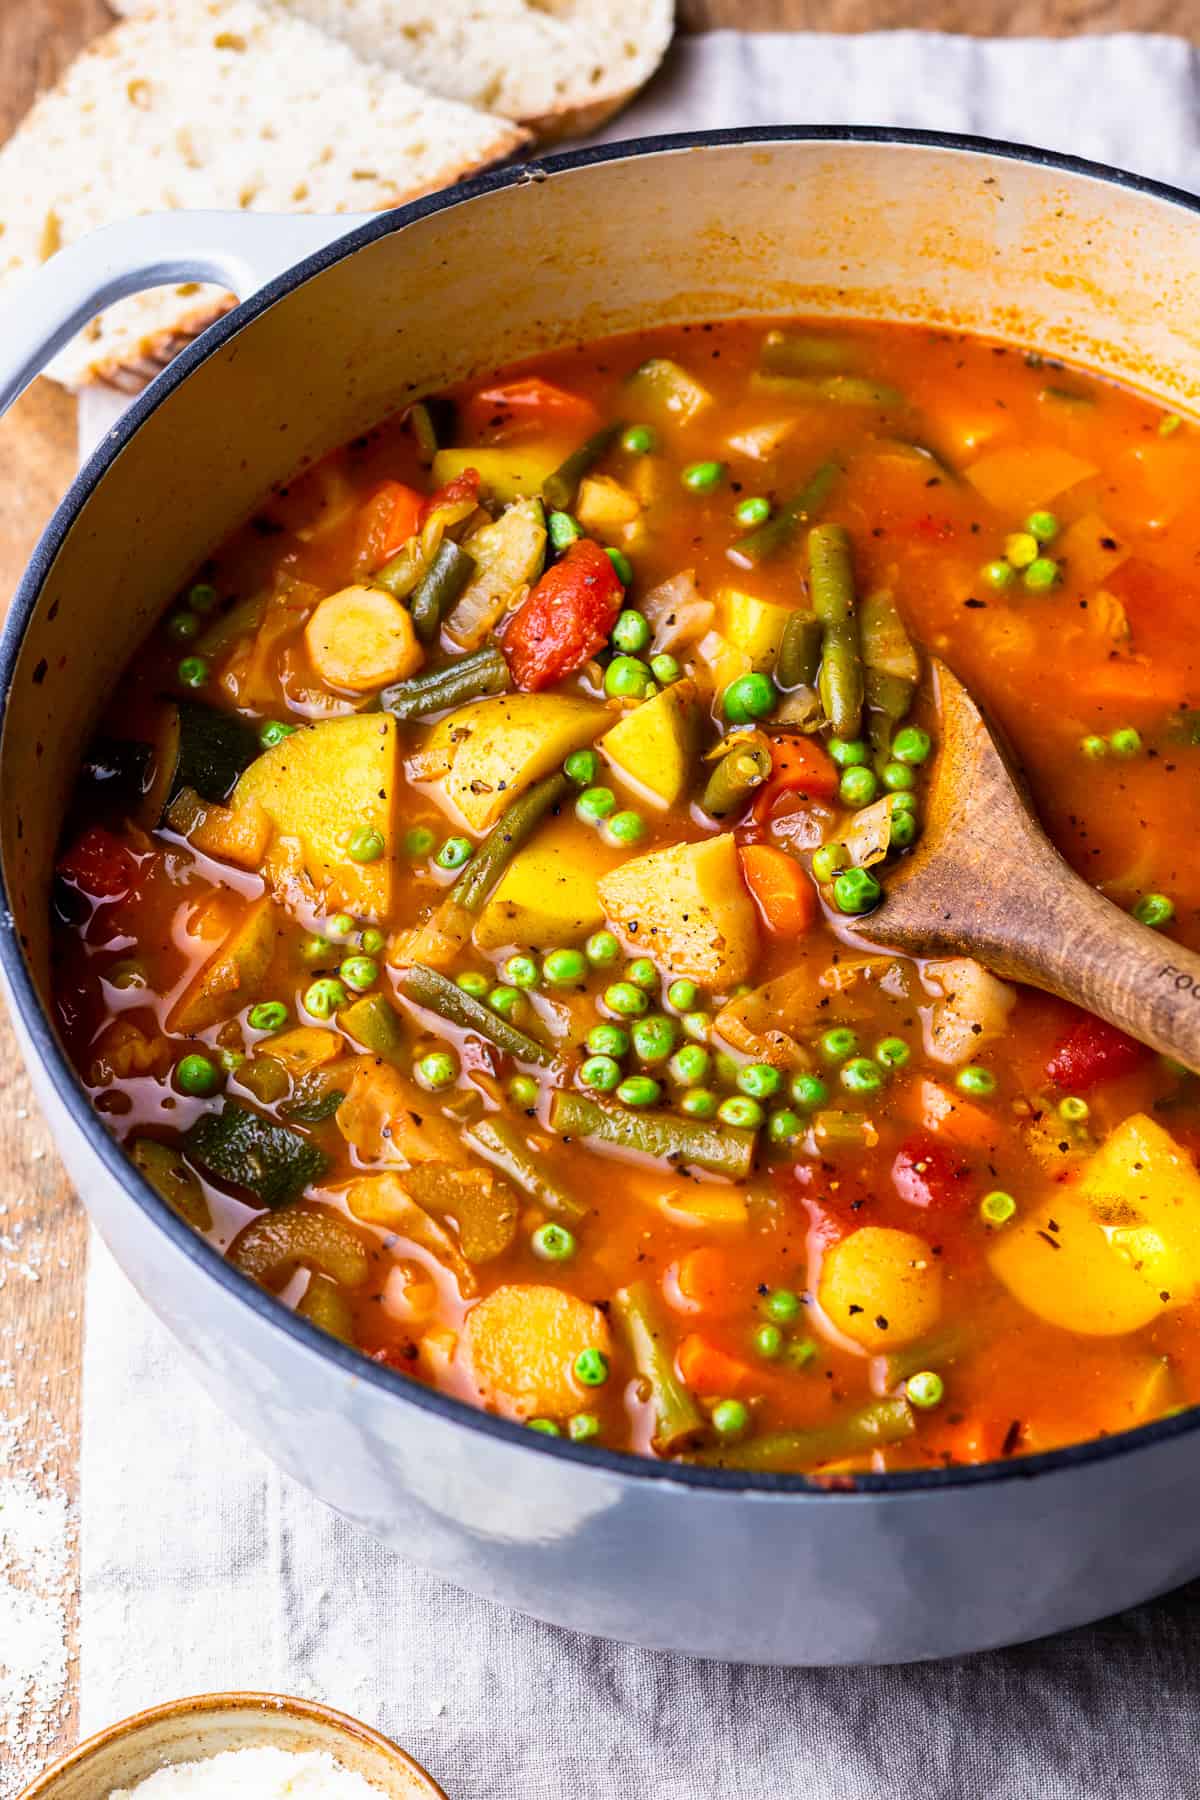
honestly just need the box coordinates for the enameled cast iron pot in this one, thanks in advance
[4,130,1200,1666]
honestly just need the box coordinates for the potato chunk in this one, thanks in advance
[167,895,278,1034]
[819,1226,942,1353]
[597,832,759,987]
[600,679,699,809]
[718,589,795,670]
[990,1113,1200,1336]
[474,816,607,950]
[304,584,422,692]
[462,1284,612,1420]
[233,715,398,918]
[416,693,607,832]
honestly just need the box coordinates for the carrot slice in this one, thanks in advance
[739,843,817,936]
[355,480,425,569]
[752,736,839,822]
[677,1333,757,1396]
[674,1247,736,1314]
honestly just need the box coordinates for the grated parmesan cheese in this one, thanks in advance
[110,1746,389,1800]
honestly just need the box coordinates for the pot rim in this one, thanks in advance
[7,124,1200,1499]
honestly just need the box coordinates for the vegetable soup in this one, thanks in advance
[51,320,1200,1473]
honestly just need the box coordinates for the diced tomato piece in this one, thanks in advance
[1045,1013,1150,1091]
[420,467,480,524]
[57,826,138,900]
[752,737,839,823]
[503,538,623,691]
[464,376,597,436]
[355,480,425,568]
[738,843,817,936]
[891,1132,972,1212]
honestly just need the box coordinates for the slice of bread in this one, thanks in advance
[0,0,527,388]
[111,0,676,142]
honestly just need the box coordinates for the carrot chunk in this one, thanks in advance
[738,843,816,936]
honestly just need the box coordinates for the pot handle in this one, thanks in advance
[0,209,370,420]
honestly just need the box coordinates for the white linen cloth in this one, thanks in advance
[78,31,1200,1799]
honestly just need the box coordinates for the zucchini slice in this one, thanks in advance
[143,700,259,824]
[183,1100,328,1210]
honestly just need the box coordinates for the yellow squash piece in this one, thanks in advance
[303,584,422,693]
[461,1283,612,1421]
[600,679,700,809]
[718,589,795,671]
[964,445,1096,515]
[576,475,641,539]
[416,692,608,832]
[233,715,398,919]
[432,447,560,504]
[990,1113,1200,1336]
[166,789,273,871]
[596,832,759,987]
[168,895,278,1034]
[474,816,608,950]
[819,1226,942,1353]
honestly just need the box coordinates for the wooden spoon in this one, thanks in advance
[861,658,1200,1074]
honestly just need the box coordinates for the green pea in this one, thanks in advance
[548,510,583,551]
[604,981,648,1018]
[956,1065,996,1097]
[568,1412,601,1442]
[790,1072,828,1110]
[167,611,200,644]
[711,1398,749,1440]
[576,786,617,825]
[680,1087,719,1118]
[403,826,436,857]
[784,1338,818,1371]
[632,1014,676,1064]
[833,867,882,914]
[606,547,634,586]
[508,1074,540,1109]
[528,1419,561,1436]
[247,1001,288,1034]
[544,948,587,986]
[456,971,490,998]
[564,748,600,786]
[890,791,919,816]
[587,1023,629,1058]
[259,720,297,749]
[650,653,680,685]
[667,979,698,1012]
[488,985,523,1019]
[532,1223,576,1262]
[819,1027,858,1063]
[735,494,771,527]
[627,959,659,991]
[585,930,622,970]
[1058,1095,1090,1122]
[722,671,777,724]
[435,836,472,871]
[1026,510,1059,543]
[329,914,354,939]
[738,1063,782,1099]
[811,843,850,884]
[360,927,385,956]
[622,424,656,455]
[1023,556,1059,592]
[839,765,878,809]
[841,1056,884,1095]
[875,1036,910,1069]
[348,827,386,864]
[830,738,869,769]
[718,1095,763,1129]
[338,956,378,993]
[889,811,918,850]
[188,581,218,613]
[980,559,1014,591]
[177,656,208,688]
[882,761,916,792]
[1134,893,1175,928]
[763,1288,801,1324]
[714,1051,741,1088]
[300,935,334,966]
[906,1370,945,1409]
[604,810,647,847]
[502,953,541,990]
[668,1044,710,1086]
[681,1010,713,1044]
[980,1190,1017,1225]
[581,1055,622,1093]
[304,977,348,1019]
[617,1074,662,1107]
[611,612,651,659]
[753,1322,783,1359]
[1160,413,1183,437]
[1109,727,1142,758]
[1004,531,1038,570]
[682,459,725,493]
[573,1348,610,1387]
[416,1049,458,1090]
[767,1109,802,1146]
[1080,734,1108,761]
[892,727,931,766]
[176,1053,222,1097]
[605,656,653,700]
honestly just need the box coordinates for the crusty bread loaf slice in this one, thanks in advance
[110,0,676,141]
[0,0,527,388]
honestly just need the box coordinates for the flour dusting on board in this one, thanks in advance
[110,1746,389,1800]
[0,1427,78,1797]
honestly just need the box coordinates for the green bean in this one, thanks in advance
[700,738,773,818]
[728,459,841,567]
[409,540,476,644]
[541,423,623,514]
[810,523,863,739]
[401,962,553,1067]
[693,1398,915,1470]
[381,645,510,722]
[752,373,905,408]
[451,772,568,913]
[549,1090,756,1180]
[463,1115,585,1224]
[759,329,863,376]
[775,609,823,690]
[406,396,456,461]
[612,1281,706,1453]
[811,1109,874,1148]
[880,1324,969,1390]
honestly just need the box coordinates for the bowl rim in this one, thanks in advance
[6,123,1200,1500]
[14,1690,449,1800]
